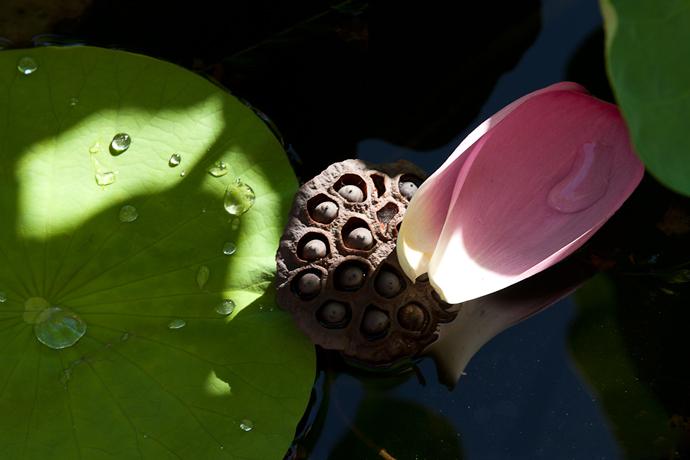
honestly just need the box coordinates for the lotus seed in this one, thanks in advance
[302,239,327,260]
[361,309,389,337]
[337,265,365,289]
[399,181,418,200]
[313,201,338,223]
[318,301,348,326]
[338,185,364,202]
[375,270,401,297]
[398,304,427,331]
[298,272,321,296]
[345,227,373,250]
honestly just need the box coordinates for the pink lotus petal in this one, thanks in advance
[398,83,644,304]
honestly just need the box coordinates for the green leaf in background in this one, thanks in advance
[0,46,314,459]
[601,0,690,196]
[569,275,680,459]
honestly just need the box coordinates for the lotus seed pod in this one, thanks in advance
[337,265,366,289]
[313,201,338,223]
[276,159,459,366]
[345,227,373,250]
[317,301,348,326]
[398,303,427,331]
[298,272,321,296]
[338,184,365,202]
[375,270,402,297]
[302,239,327,260]
[399,181,418,200]
[361,309,389,337]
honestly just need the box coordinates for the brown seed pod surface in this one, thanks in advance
[276,159,459,366]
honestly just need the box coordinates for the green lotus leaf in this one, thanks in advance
[601,0,690,196]
[0,46,314,459]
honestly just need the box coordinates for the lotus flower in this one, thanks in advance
[397,82,644,304]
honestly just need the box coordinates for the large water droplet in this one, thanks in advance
[224,179,256,216]
[215,299,236,316]
[222,242,237,256]
[0,291,6,303]
[17,56,38,75]
[208,161,228,177]
[95,171,116,186]
[239,419,254,432]
[547,142,612,213]
[168,153,181,167]
[118,205,138,223]
[110,133,131,155]
[197,265,210,289]
[34,307,87,350]
[168,318,186,330]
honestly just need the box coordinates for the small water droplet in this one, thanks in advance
[208,161,228,177]
[197,265,210,289]
[224,179,256,217]
[89,142,100,154]
[222,242,237,255]
[120,331,130,342]
[180,170,186,177]
[68,97,79,107]
[239,419,254,432]
[95,171,116,186]
[24,297,49,323]
[547,142,612,213]
[143,433,149,439]
[17,56,38,75]
[219,445,224,451]
[110,133,131,155]
[34,306,87,350]
[215,299,235,316]
[0,291,6,303]
[168,318,186,330]
[118,205,138,223]
[168,153,181,167]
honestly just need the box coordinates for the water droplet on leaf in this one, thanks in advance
[224,179,255,216]
[208,161,228,177]
[168,318,186,330]
[180,170,186,177]
[68,97,79,107]
[110,133,131,155]
[547,142,612,213]
[89,142,100,154]
[222,242,237,255]
[0,291,6,303]
[95,171,116,186]
[215,299,235,316]
[168,153,181,167]
[239,419,254,432]
[34,307,87,350]
[118,205,138,223]
[197,265,210,289]
[17,56,38,75]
